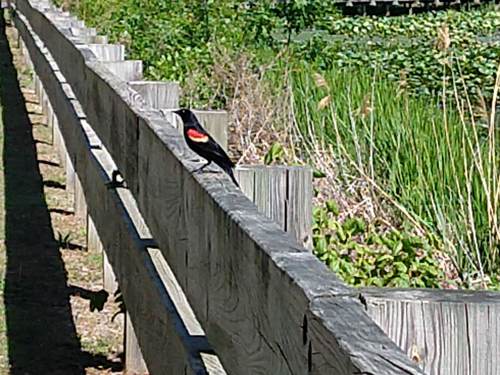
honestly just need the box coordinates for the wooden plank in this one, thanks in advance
[34,73,40,99]
[65,152,75,203]
[83,63,141,195]
[42,85,48,111]
[83,148,222,375]
[47,102,54,129]
[103,250,118,293]
[87,215,102,254]
[65,33,108,44]
[53,116,67,169]
[14,8,139,195]
[234,166,255,201]
[14,4,423,374]
[135,116,416,374]
[308,296,425,374]
[86,43,125,61]
[125,312,149,375]
[102,60,143,82]
[191,110,228,151]
[7,19,211,364]
[128,81,179,109]
[49,18,84,29]
[254,165,287,229]
[68,26,96,37]
[11,29,226,369]
[128,81,180,128]
[52,114,61,156]
[44,94,52,124]
[362,288,500,375]
[14,10,93,238]
[286,166,313,249]
[148,247,227,374]
[235,165,313,249]
[74,173,87,225]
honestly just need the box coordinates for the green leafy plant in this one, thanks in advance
[291,61,500,285]
[56,0,500,288]
[264,142,285,165]
[313,200,446,288]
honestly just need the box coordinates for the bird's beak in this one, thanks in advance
[173,109,181,116]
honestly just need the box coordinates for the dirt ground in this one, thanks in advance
[0,13,124,375]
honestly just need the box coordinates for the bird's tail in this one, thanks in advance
[223,165,239,187]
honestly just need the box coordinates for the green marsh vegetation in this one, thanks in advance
[57,0,500,288]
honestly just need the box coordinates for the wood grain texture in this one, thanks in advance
[53,116,67,169]
[74,173,87,223]
[128,81,180,128]
[309,296,425,374]
[102,250,118,294]
[84,149,210,375]
[14,13,226,372]
[191,110,228,151]
[81,63,141,194]
[362,288,500,375]
[52,117,64,167]
[102,60,143,82]
[86,43,124,61]
[65,152,75,201]
[128,81,180,109]
[87,215,102,254]
[14,3,425,374]
[136,114,415,373]
[287,166,313,249]
[125,312,149,375]
[235,165,312,249]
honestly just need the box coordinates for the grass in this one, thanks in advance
[54,0,500,288]
[289,62,500,286]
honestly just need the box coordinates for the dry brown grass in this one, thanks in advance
[204,49,393,225]
[204,49,296,165]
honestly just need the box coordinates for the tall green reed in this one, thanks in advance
[289,62,499,283]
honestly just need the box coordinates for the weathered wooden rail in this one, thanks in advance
[6,0,500,374]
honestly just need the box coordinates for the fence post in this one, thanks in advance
[191,110,229,151]
[128,81,180,128]
[234,165,313,249]
[102,60,143,82]
[86,43,125,61]
[125,313,149,375]
[102,251,118,293]
[74,173,87,226]
[87,216,102,253]
[128,81,179,109]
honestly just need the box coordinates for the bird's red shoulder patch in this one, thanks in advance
[187,128,209,143]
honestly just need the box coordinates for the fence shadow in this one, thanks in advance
[0,15,121,374]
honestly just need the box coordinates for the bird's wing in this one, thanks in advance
[186,128,209,143]
[185,124,234,168]
[208,137,235,168]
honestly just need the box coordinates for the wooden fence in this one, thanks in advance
[7,0,500,374]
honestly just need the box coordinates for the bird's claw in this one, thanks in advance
[192,161,211,174]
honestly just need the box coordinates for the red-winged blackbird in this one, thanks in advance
[174,108,239,187]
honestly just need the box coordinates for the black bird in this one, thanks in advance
[174,108,239,187]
